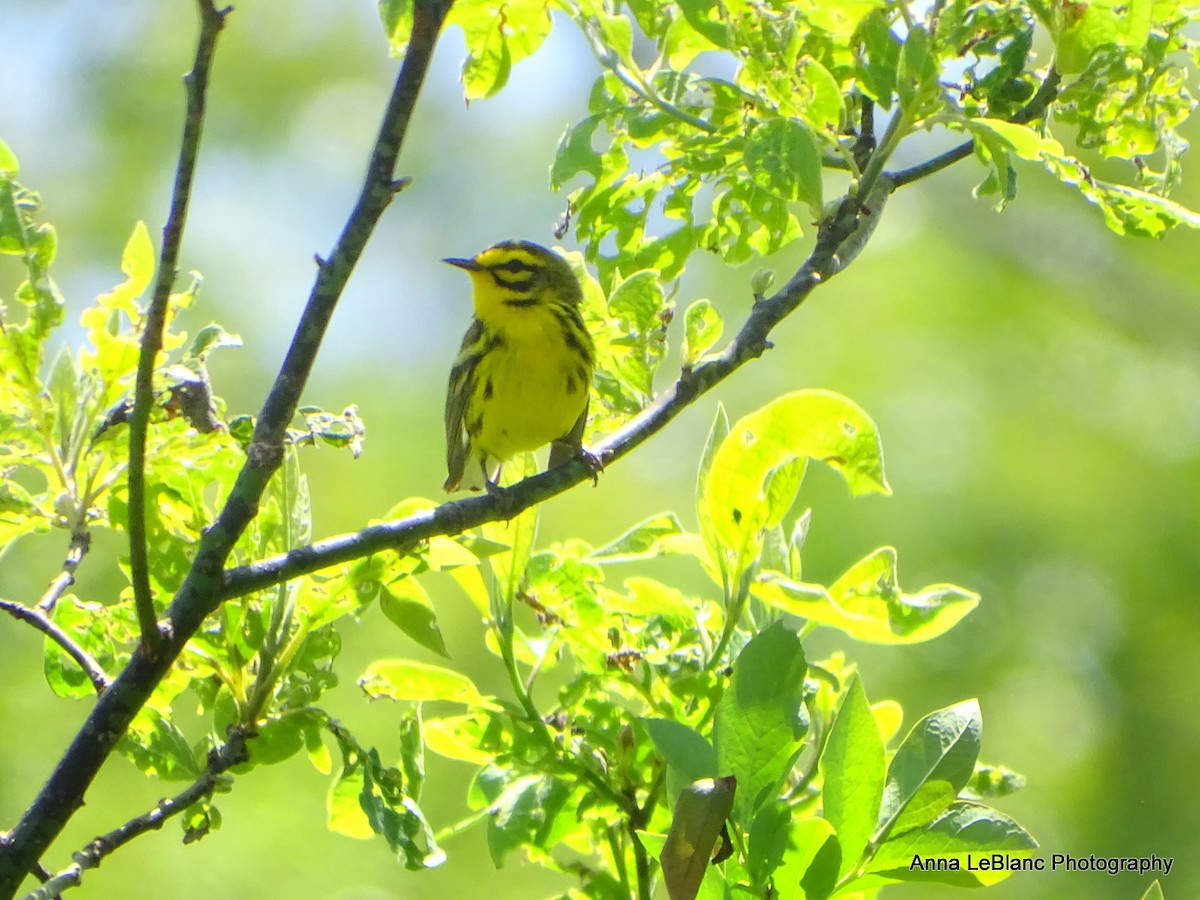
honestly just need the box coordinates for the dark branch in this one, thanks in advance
[0,3,452,894]
[126,0,229,656]
[18,730,250,900]
[219,186,894,601]
[0,599,109,695]
[890,67,1062,188]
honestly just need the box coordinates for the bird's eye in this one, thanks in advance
[493,257,534,275]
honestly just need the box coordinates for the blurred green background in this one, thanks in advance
[2,2,1198,898]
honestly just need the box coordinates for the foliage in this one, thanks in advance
[4,0,1200,897]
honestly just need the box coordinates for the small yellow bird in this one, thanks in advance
[443,240,597,493]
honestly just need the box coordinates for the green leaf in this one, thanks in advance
[552,115,606,187]
[423,714,493,765]
[964,118,1200,237]
[120,220,155,303]
[660,775,737,900]
[969,763,1026,799]
[877,700,982,842]
[483,452,539,604]
[357,659,498,708]
[747,799,792,885]
[868,801,1037,886]
[713,623,808,823]
[187,323,243,360]
[606,269,670,403]
[378,0,413,55]
[753,548,979,644]
[450,0,553,100]
[399,713,425,801]
[744,118,823,211]
[820,673,885,878]
[1054,0,1151,74]
[590,512,699,563]
[327,727,444,869]
[856,10,900,108]
[696,403,730,504]
[772,816,839,900]
[0,139,17,174]
[700,390,889,592]
[246,712,309,767]
[675,0,733,49]
[380,576,448,657]
[896,24,940,117]
[795,58,845,136]
[682,299,723,367]
[483,771,579,867]
[1140,880,1165,900]
[642,717,717,785]
[118,707,204,781]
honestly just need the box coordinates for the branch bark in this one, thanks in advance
[0,599,108,695]
[17,730,250,900]
[0,2,452,894]
[126,0,229,656]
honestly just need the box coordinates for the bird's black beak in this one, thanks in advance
[443,256,484,271]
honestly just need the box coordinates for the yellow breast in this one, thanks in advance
[472,304,589,461]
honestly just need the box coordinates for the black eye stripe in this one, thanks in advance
[491,274,534,293]
[492,257,535,274]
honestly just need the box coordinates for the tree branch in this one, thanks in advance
[17,730,250,900]
[36,526,90,614]
[0,3,452,894]
[890,67,1062,188]
[126,0,229,657]
[0,599,108,695]
[219,185,894,601]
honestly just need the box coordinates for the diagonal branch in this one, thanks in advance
[18,730,250,900]
[0,3,453,895]
[890,67,1062,188]
[0,599,108,695]
[126,0,230,656]
[219,182,895,602]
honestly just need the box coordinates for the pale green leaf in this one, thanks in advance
[753,549,979,644]
[682,299,723,367]
[357,659,499,708]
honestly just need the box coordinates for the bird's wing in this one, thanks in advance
[443,318,487,491]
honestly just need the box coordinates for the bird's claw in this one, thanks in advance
[577,446,605,486]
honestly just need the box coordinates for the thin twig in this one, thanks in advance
[126,0,229,657]
[890,67,1062,188]
[0,599,108,695]
[0,3,453,894]
[36,527,91,615]
[18,730,250,900]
